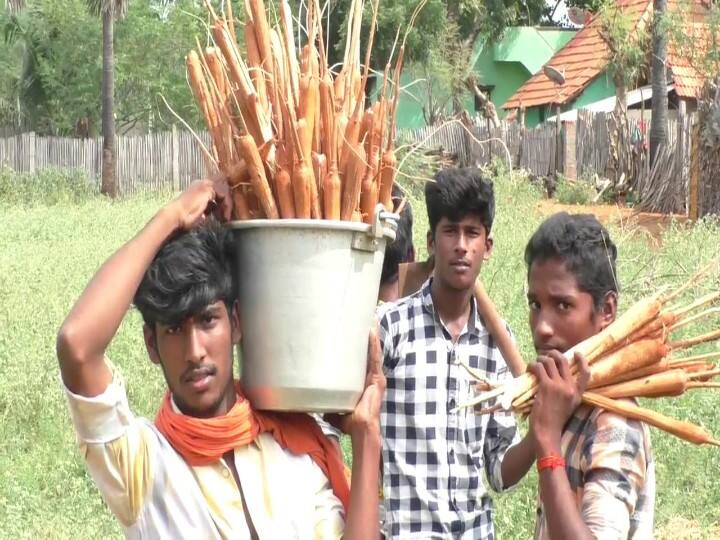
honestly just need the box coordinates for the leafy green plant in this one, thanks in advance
[0,166,98,205]
[554,176,596,205]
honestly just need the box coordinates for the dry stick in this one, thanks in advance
[247,0,275,111]
[159,95,217,174]
[378,47,405,211]
[200,46,236,168]
[582,391,720,446]
[669,290,720,320]
[670,307,720,333]
[244,19,269,112]
[686,368,720,380]
[226,0,236,42]
[671,351,720,364]
[187,50,229,169]
[475,281,526,376]
[688,382,720,389]
[211,21,268,145]
[280,0,300,109]
[670,329,720,351]
[663,255,720,308]
[269,29,287,138]
[350,0,380,123]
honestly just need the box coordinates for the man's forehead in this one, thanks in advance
[528,259,582,294]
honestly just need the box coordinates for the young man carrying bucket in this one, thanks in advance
[525,213,655,538]
[377,168,538,538]
[56,178,385,538]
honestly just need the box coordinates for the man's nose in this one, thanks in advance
[185,326,206,364]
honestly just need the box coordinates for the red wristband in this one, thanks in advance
[537,454,565,473]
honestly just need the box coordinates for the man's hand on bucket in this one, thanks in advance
[166,176,232,230]
[326,325,386,440]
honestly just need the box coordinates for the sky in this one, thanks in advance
[548,0,570,25]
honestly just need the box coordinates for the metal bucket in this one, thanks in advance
[228,206,397,412]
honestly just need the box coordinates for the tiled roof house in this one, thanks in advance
[503,0,712,126]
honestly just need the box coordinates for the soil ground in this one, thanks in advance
[536,200,691,244]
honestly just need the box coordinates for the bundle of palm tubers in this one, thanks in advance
[187,0,421,223]
[455,261,720,447]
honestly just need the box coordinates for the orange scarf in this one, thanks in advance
[155,383,350,511]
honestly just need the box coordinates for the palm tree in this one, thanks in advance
[4,0,24,12]
[650,0,668,165]
[87,0,128,198]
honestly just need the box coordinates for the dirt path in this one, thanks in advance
[536,200,690,243]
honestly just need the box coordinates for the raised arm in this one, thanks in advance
[56,179,230,397]
[332,327,385,540]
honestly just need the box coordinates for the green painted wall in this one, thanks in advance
[569,72,616,109]
[474,47,533,120]
[490,27,575,75]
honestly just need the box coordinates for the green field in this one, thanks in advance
[1,170,720,538]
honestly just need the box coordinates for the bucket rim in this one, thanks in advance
[226,218,396,239]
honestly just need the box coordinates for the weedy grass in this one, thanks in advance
[1,169,719,538]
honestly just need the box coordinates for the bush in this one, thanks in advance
[555,177,596,205]
[0,167,99,206]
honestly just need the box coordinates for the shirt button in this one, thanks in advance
[222,469,230,478]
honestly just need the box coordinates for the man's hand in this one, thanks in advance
[529,350,590,455]
[166,176,232,230]
[327,325,386,440]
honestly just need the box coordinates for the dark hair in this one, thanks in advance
[425,167,495,235]
[381,185,415,285]
[134,220,235,327]
[525,212,618,310]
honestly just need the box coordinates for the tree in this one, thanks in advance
[649,0,668,165]
[597,0,649,188]
[4,0,24,12]
[87,0,128,199]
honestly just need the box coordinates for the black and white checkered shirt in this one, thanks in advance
[378,279,520,539]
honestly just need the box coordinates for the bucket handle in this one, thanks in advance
[351,204,398,253]
[372,203,398,242]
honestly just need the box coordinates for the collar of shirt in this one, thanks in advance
[419,277,487,341]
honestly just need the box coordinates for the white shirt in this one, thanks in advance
[64,364,345,539]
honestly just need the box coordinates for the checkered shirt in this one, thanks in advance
[378,279,520,539]
[534,403,656,539]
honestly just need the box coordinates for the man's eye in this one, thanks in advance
[558,302,571,311]
[165,325,181,335]
[528,300,540,310]
[201,314,218,326]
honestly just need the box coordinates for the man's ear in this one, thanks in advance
[483,234,494,262]
[143,324,161,365]
[230,301,242,345]
[426,230,434,257]
[598,290,618,330]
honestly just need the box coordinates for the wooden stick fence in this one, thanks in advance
[0,111,695,207]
